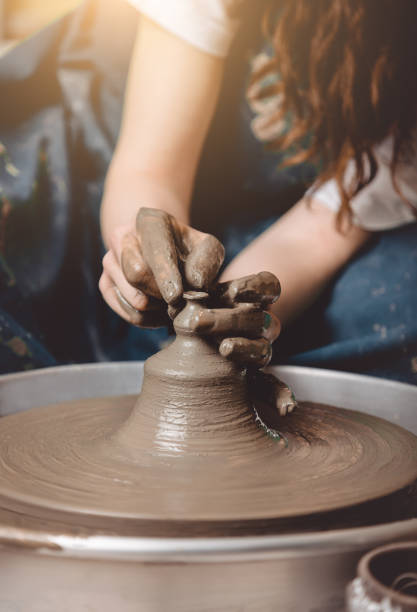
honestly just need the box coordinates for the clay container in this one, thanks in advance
[347,542,417,611]
[114,291,265,460]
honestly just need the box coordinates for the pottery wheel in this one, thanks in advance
[0,393,416,536]
[0,292,416,536]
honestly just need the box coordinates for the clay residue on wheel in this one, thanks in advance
[0,291,416,538]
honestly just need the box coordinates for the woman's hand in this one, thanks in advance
[100,207,224,327]
[99,207,281,368]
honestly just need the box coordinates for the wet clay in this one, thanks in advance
[0,293,416,537]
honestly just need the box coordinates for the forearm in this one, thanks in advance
[100,15,224,248]
[221,199,371,325]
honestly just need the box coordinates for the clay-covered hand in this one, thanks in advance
[185,273,295,414]
[182,275,295,415]
[99,207,225,328]
[100,207,281,366]
[186,272,282,369]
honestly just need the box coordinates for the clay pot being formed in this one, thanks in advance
[113,290,264,459]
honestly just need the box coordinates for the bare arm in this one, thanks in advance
[101,15,224,247]
[221,199,372,326]
[100,15,370,341]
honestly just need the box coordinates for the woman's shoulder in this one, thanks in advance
[126,0,247,57]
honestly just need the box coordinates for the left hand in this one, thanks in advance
[180,271,296,417]
[187,271,282,369]
[186,273,296,417]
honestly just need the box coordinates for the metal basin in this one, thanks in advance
[0,363,416,612]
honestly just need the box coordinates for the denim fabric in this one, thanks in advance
[221,218,417,384]
[0,0,416,383]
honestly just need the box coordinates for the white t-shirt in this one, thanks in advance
[127,0,244,57]
[127,0,417,231]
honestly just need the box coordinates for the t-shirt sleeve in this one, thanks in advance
[126,0,245,57]
[310,137,417,231]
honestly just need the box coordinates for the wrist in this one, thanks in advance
[101,162,190,248]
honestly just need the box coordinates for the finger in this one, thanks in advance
[248,371,298,417]
[99,271,131,323]
[136,207,183,305]
[183,303,267,338]
[120,232,162,300]
[99,272,168,328]
[103,250,155,311]
[167,303,183,320]
[216,272,281,306]
[184,233,225,290]
[114,286,170,328]
[219,337,272,368]
[262,311,281,343]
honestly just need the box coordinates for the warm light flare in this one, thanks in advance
[3,0,82,40]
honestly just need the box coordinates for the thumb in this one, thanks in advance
[184,234,225,290]
[136,207,183,305]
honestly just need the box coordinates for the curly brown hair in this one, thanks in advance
[249,0,417,226]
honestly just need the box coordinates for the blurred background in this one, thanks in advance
[0,0,80,54]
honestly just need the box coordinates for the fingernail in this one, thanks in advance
[163,280,182,304]
[190,270,206,290]
[219,338,234,357]
[263,312,272,330]
[278,404,288,417]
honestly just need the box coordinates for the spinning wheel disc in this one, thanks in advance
[1,294,416,537]
[0,395,416,536]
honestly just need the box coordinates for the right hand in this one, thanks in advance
[99,206,281,369]
[99,207,225,328]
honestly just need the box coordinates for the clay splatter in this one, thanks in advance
[373,323,387,340]
[0,142,20,177]
[371,286,386,297]
[6,337,31,358]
